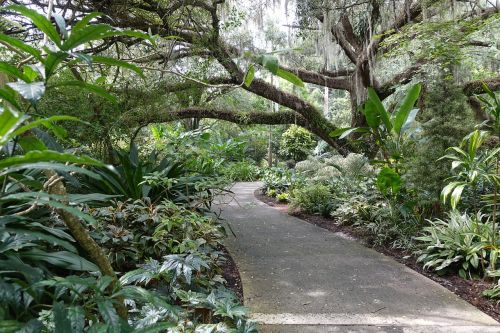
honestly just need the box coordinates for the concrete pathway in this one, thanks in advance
[215,182,500,333]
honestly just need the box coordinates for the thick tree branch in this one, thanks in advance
[280,65,352,91]
[463,76,500,96]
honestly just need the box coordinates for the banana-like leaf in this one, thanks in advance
[367,87,391,131]
[393,83,421,135]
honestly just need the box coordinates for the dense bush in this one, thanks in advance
[290,184,333,216]
[279,125,317,162]
[221,161,260,181]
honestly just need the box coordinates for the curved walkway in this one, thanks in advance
[216,182,500,333]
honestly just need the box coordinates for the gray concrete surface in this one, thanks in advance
[214,182,500,333]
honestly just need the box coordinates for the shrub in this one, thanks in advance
[276,192,290,202]
[261,167,302,193]
[279,125,316,162]
[290,184,333,216]
[416,212,498,278]
[221,161,259,181]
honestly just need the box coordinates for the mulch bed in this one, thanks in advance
[254,189,500,322]
[220,246,244,304]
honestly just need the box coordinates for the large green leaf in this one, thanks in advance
[0,33,42,60]
[0,88,22,110]
[257,54,279,74]
[393,83,421,135]
[50,81,117,103]
[330,127,369,139]
[61,24,114,50]
[54,302,73,333]
[10,115,82,140]
[92,56,144,78]
[0,107,27,145]
[7,81,45,104]
[376,167,402,195]
[97,299,121,333]
[244,64,255,87]
[67,306,85,333]
[363,99,381,129]
[367,87,391,131]
[72,12,103,32]
[44,51,68,79]
[23,249,99,271]
[7,5,62,46]
[0,162,103,180]
[275,68,304,87]
[0,150,104,169]
[0,62,30,82]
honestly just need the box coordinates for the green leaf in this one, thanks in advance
[10,115,82,140]
[72,12,103,32]
[0,150,104,169]
[23,249,99,271]
[0,320,24,333]
[0,107,27,146]
[133,323,176,333]
[16,319,43,333]
[0,62,31,82]
[376,167,402,195]
[50,81,117,103]
[244,64,255,87]
[363,99,381,128]
[393,84,421,135]
[0,88,22,110]
[53,14,68,39]
[330,127,368,139]
[450,184,466,210]
[0,162,103,179]
[275,68,304,87]
[7,5,61,47]
[67,306,85,333]
[92,56,144,78]
[97,299,121,333]
[54,302,72,333]
[0,33,42,60]
[258,54,279,74]
[7,81,45,104]
[61,24,113,50]
[18,135,47,152]
[367,87,391,131]
[44,51,68,79]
